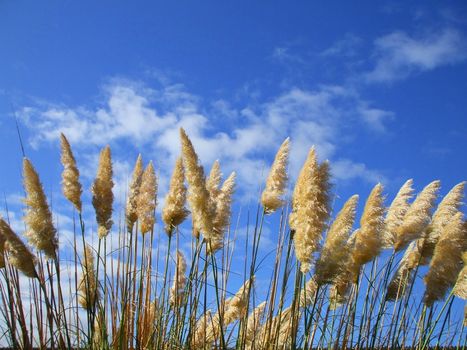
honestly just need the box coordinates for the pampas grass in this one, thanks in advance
[0,129,465,350]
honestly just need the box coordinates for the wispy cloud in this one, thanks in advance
[320,33,363,58]
[366,28,467,82]
[17,78,391,205]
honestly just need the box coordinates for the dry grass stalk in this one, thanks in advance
[0,218,36,278]
[137,161,157,235]
[383,179,414,249]
[78,244,99,309]
[394,180,440,251]
[424,212,466,306]
[162,157,189,235]
[329,281,352,310]
[352,183,385,274]
[422,181,465,259]
[126,154,143,232]
[60,133,82,212]
[22,158,58,259]
[138,300,158,349]
[315,195,358,285]
[180,128,215,240]
[261,137,290,214]
[169,250,187,306]
[291,148,331,273]
[453,252,467,299]
[92,146,114,239]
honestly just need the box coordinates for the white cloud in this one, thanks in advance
[320,33,362,57]
[18,79,390,204]
[366,28,467,82]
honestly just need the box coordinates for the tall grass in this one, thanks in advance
[0,129,465,349]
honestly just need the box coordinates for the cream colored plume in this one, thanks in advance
[422,182,465,259]
[126,154,143,232]
[315,195,358,285]
[329,281,352,310]
[261,137,290,214]
[22,158,58,259]
[179,128,215,239]
[210,171,236,253]
[453,252,467,299]
[291,148,331,273]
[223,277,254,325]
[0,218,36,278]
[162,157,189,235]
[206,160,222,200]
[244,301,266,348]
[383,179,414,249]
[78,244,99,309]
[137,161,157,235]
[191,310,213,349]
[0,221,5,268]
[352,183,385,268]
[169,250,187,306]
[386,241,421,301]
[60,133,82,212]
[299,277,318,307]
[394,180,440,251]
[424,212,465,306]
[91,146,114,239]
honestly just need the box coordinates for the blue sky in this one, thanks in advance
[0,0,466,344]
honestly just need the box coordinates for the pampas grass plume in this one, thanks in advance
[261,137,290,214]
[23,158,58,259]
[0,218,36,278]
[162,157,189,235]
[180,128,215,239]
[78,244,98,309]
[291,147,331,273]
[126,154,143,232]
[394,180,440,251]
[453,252,467,300]
[424,212,465,306]
[60,133,82,212]
[92,146,114,239]
[137,161,157,235]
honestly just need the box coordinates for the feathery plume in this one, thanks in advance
[386,241,421,300]
[162,157,189,235]
[60,133,82,212]
[383,179,414,249]
[179,128,215,239]
[424,212,465,306]
[191,310,213,349]
[169,250,187,306]
[209,172,236,253]
[244,301,266,348]
[91,146,114,239]
[206,160,222,200]
[0,218,36,278]
[352,183,385,270]
[453,252,467,299]
[126,154,143,232]
[315,195,359,285]
[299,277,318,307]
[291,148,331,273]
[22,158,58,259]
[224,277,254,325]
[0,223,5,268]
[78,244,99,309]
[329,281,352,310]
[261,138,290,214]
[394,180,440,251]
[422,182,465,258]
[137,161,157,235]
